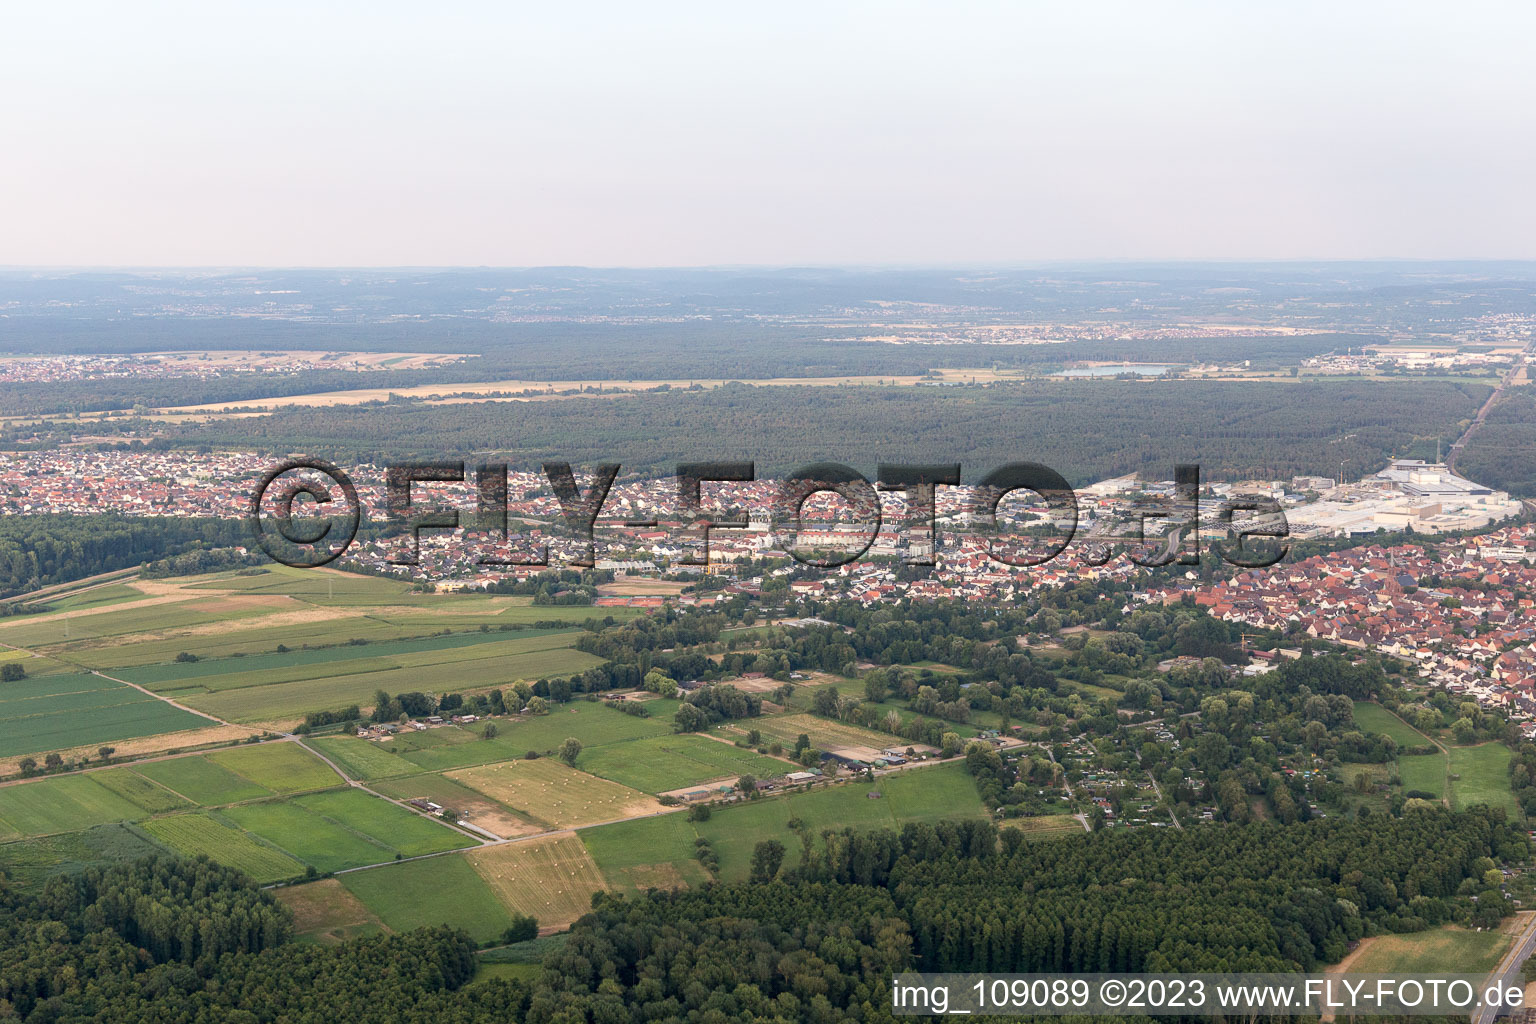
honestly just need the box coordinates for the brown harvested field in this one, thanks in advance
[274,879,388,943]
[749,713,896,752]
[0,724,259,777]
[449,759,662,828]
[596,578,690,597]
[466,833,609,931]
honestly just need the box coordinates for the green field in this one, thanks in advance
[0,773,146,838]
[1353,702,1431,747]
[578,735,794,793]
[91,767,194,813]
[182,644,605,722]
[206,743,343,793]
[295,789,470,857]
[0,599,278,649]
[1398,753,1447,800]
[1448,743,1518,817]
[0,822,168,891]
[222,800,393,874]
[1346,925,1509,973]
[308,735,425,781]
[1002,813,1085,840]
[341,854,516,944]
[0,672,214,757]
[116,630,557,690]
[581,763,986,883]
[142,813,304,884]
[39,584,146,613]
[188,566,413,598]
[133,755,274,805]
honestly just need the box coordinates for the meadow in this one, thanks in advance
[0,671,213,758]
[274,877,387,944]
[1345,925,1509,973]
[308,735,425,781]
[1397,753,1447,800]
[0,773,146,838]
[577,734,794,793]
[205,742,344,793]
[748,712,899,753]
[1352,702,1432,747]
[1448,742,1518,816]
[1002,813,1085,839]
[133,754,275,805]
[450,758,661,828]
[181,643,604,722]
[580,762,986,883]
[141,813,305,884]
[466,833,608,931]
[0,822,167,891]
[295,788,470,856]
[341,854,516,944]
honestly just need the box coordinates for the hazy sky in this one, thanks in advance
[3,1,1534,266]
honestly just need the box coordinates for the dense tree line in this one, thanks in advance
[157,379,1484,484]
[530,811,1520,1023]
[0,515,251,600]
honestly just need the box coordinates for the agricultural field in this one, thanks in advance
[0,671,214,758]
[0,773,146,838]
[472,702,673,752]
[466,833,608,931]
[449,758,662,828]
[308,735,425,781]
[341,854,516,944]
[91,767,194,813]
[206,742,343,793]
[141,813,304,884]
[0,822,168,891]
[748,712,900,753]
[1001,813,1085,839]
[580,812,711,892]
[372,773,541,838]
[580,763,986,883]
[222,800,393,874]
[294,789,470,856]
[274,877,388,944]
[1345,924,1510,973]
[182,642,603,723]
[1352,702,1431,747]
[1448,743,1518,817]
[133,754,274,806]
[578,734,794,794]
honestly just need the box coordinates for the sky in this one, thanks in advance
[3,1,1534,267]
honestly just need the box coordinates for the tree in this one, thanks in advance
[526,696,549,715]
[97,746,115,762]
[1,662,25,682]
[750,839,786,882]
[18,756,37,777]
[737,774,757,796]
[483,722,499,740]
[174,651,199,663]
[44,752,63,770]
[941,732,963,758]
[558,737,583,766]
[502,913,539,944]
[674,703,709,732]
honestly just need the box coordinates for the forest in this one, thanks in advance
[0,515,252,600]
[1455,388,1536,496]
[1,809,1519,1023]
[160,379,1485,484]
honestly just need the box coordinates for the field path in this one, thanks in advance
[90,668,232,728]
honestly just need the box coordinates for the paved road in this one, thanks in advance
[1474,912,1536,1024]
